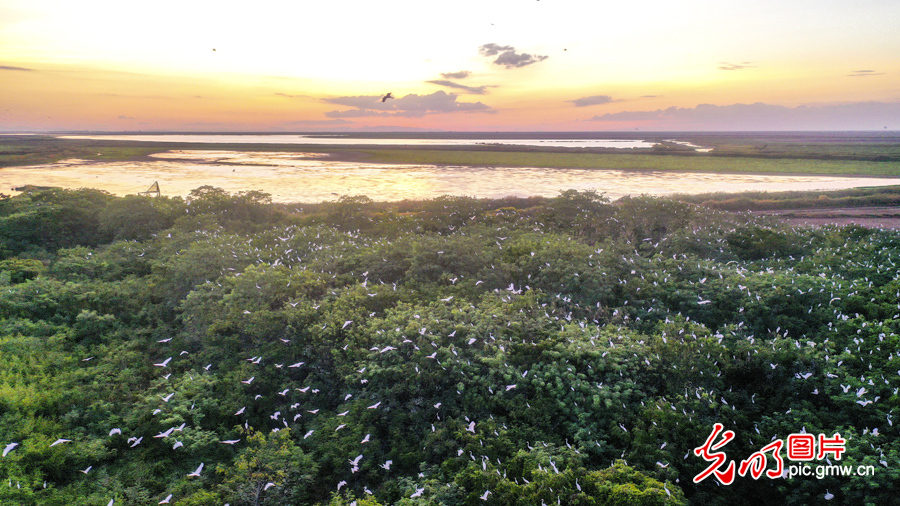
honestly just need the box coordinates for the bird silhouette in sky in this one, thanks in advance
[381,93,394,102]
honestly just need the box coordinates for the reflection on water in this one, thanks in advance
[60,134,657,149]
[3,150,900,203]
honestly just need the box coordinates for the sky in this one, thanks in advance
[1,0,898,132]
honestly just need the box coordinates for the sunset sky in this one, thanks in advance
[1,0,898,132]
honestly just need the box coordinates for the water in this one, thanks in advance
[60,134,656,149]
[3,149,899,203]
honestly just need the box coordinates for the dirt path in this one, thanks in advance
[754,207,900,229]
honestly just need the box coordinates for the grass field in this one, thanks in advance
[352,148,900,175]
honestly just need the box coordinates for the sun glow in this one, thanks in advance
[2,0,898,131]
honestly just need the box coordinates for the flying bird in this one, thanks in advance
[3,443,19,457]
[187,463,204,477]
[381,93,394,102]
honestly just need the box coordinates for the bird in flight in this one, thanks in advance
[187,463,204,477]
[381,93,394,102]
[3,443,19,457]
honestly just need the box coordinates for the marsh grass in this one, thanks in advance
[3,134,900,176]
[0,136,160,167]
[673,185,900,210]
[356,149,900,175]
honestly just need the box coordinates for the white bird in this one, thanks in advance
[154,428,175,439]
[824,490,834,500]
[50,438,71,447]
[466,421,476,433]
[158,494,173,504]
[80,466,92,474]
[288,362,305,368]
[342,321,353,329]
[304,430,314,439]
[187,463,204,477]
[221,440,240,445]
[129,437,143,448]
[368,401,382,409]
[235,407,246,415]
[241,376,255,384]
[411,487,424,498]
[3,443,19,457]
[350,455,363,466]
[480,490,491,500]
[505,384,517,391]
[337,480,347,490]
[264,482,276,491]
[161,392,175,402]
[361,434,371,443]
[172,441,184,449]
[108,428,122,436]
[381,460,393,470]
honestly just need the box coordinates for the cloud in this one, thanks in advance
[0,65,33,71]
[426,80,490,95]
[323,91,492,118]
[441,71,470,79]
[118,115,135,120]
[275,92,312,98]
[280,119,353,128]
[569,95,614,107]
[847,70,885,77]
[478,43,548,69]
[718,61,756,71]
[641,95,662,98]
[587,102,900,130]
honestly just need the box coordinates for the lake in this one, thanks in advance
[4,149,900,203]
[60,134,657,149]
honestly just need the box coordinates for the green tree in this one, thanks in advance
[217,428,318,506]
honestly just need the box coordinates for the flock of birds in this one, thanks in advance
[3,212,900,503]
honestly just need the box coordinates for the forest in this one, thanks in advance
[1,185,898,505]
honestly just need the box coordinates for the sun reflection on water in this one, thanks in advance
[3,150,900,203]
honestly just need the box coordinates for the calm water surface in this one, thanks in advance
[3,150,900,203]
[60,134,656,149]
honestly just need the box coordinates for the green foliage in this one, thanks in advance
[0,188,115,258]
[98,195,182,241]
[0,258,45,284]
[217,428,318,506]
[2,188,900,505]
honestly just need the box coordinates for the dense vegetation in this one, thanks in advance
[1,186,899,505]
